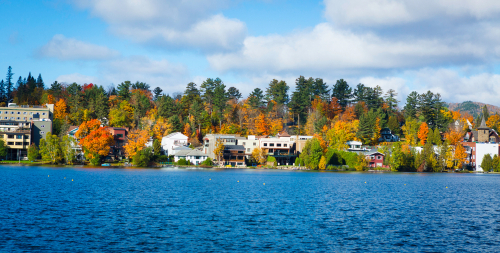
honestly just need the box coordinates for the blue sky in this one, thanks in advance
[2,0,500,106]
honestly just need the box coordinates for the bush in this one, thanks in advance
[326,165,335,170]
[294,157,303,166]
[267,156,277,166]
[133,147,153,167]
[156,155,170,162]
[177,158,191,166]
[200,157,213,166]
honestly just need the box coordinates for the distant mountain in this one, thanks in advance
[444,101,500,117]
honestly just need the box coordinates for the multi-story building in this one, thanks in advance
[203,134,238,159]
[462,118,500,171]
[0,103,54,160]
[223,145,245,166]
[161,132,189,155]
[238,135,260,157]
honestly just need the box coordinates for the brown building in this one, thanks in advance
[223,145,245,166]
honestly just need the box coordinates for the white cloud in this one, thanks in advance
[357,68,500,106]
[73,0,246,51]
[98,56,190,92]
[56,73,97,84]
[37,34,119,61]
[207,23,497,74]
[323,0,500,27]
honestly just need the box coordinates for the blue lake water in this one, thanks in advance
[1,166,500,252]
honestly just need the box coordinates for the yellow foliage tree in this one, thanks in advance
[214,138,225,166]
[124,129,150,158]
[326,119,359,150]
[151,117,172,141]
[444,128,463,146]
[402,118,418,146]
[453,144,467,170]
[54,98,68,121]
[251,147,268,165]
[486,114,500,132]
[418,122,429,146]
[255,113,269,136]
[319,156,327,170]
[371,118,381,145]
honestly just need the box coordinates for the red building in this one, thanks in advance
[365,151,385,168]
[106,127,128,160]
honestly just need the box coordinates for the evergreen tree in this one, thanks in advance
[482,105,490,122]
[481,154,493,172]
[153,87,163,101]
[433,128,442,145]
[384,89,399,113]
[36,74,44,89]
[366,86,384,109]
[404,91,419,119]
[227,87,242,100]
[0,80,5,102]
[265,79,289,105]
[353,83,368,103]
[331,79,352,109]
[157,95,176,119]
[312,78,329,100]
[248,88,265,109]
[212,79,228,120]
[50,81,63,98]
[5,66,13,101]
[388,116,400,135]
[356,110,377,144]
[131,81,150,91]
[289,76,313,125]
[184,82,200,100]
[117,81,131,100]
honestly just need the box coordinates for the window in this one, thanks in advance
[10,112,13,114]
[30,112,33,115]
[371,156,375,159]
[270,143,275,147]
[10,117,13,120]
[16,135,22,139]
[24,142,29,146]
[16,117,20,120]
[42,113,46,116]
[24,135,29,139]
[3,117,6,120]
[23,117,26,120]
[4,111,7,114]
[284,144,288,147]
[242,142,246,146]
[117,134,123,138]
[378,156,382,159]
[17,112,20,114]
[29,118,32,120]
[23,112,26,115]
[7,142,13,145]
[263,143,268,147]
[41,125,45,128]
[8,135,13,139]
[253,142,256,146]
[277,143,282,147]
[40,131,45,134]
[247,148,250,152]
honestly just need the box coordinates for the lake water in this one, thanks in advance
[1,166,499,252]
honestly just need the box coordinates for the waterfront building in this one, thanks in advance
[0,103,54,160]
[223,145,245,166]
[161,132,189,156]
[461,118,500,171]
[173,149,208,165]
[378,128,399,142]
[237,135,261,158]
[365,150,385,168]
[202,134,238,159]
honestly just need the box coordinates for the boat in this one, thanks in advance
[101,163,111,166]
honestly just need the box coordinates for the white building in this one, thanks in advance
[239,135,260,156]
[475,143,499,172]
[161,132,189,156]
[174,149,209,165]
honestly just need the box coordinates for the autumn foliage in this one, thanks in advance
[418,122,429,145]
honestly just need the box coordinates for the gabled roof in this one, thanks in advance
[164,132,188,139]
[174,149,207,157]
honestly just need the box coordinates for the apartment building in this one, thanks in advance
[0,103,54,160]
[203,134,238,159]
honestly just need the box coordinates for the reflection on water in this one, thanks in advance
[1,166,499,251]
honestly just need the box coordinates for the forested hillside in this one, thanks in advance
[445,101,500,117]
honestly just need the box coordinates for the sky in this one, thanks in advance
[2,0,500,106]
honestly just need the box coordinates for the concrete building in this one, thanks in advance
[223,145,245,166]
[292,135,313,154]
[238,135,260,157]
[0,103,54,160]
[203,134,238,159]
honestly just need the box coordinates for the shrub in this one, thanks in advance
[177,158,192,166]
[133,147,153,167]
[267,156,277,166]
[201,157,213,166]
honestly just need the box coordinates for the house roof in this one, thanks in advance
[164,132,188,139]
[224,145,245,151]
[173,150,191,156]
[174,149,207,157]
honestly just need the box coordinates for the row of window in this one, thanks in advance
[3,117,34,120]
[7,135,30,139]
[241,142,257,146]
[0,111,46,115]
[7,142,29,146]
[263,143,288,147]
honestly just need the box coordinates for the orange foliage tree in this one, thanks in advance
[255,113,269,136]
[453,144,467,169]
[444,128,463,146]
[75,120,114,165]
[418,122,429,145]
[486,114,500,132]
